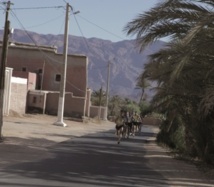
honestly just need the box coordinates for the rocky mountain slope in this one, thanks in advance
[0,29,165,101]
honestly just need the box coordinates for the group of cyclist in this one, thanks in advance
[115,110,143,139]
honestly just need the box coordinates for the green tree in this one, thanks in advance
[108,95,123,117]
[91,87,106,106]
[139,100,151,116]
[108,95,141,117]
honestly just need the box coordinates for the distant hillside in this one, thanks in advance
[0,29,166,101]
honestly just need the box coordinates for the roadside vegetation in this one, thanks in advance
[124,0,214,164]
[91,88,150,118]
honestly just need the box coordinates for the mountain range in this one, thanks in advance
[0,29,165,101]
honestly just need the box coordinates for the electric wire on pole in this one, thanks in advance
[0,1,12,141]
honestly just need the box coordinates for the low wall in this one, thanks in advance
[45,92,86,118]
[64,94,86,118]
[27,90,47,113]
[90,106,107,119]
[45,92,58,115]
[10,77,27,114]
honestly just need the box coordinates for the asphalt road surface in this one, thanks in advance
[0,127,214,187]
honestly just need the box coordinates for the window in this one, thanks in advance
[55,74,61,82]
[38,69,43,74]
[22,67,27,72]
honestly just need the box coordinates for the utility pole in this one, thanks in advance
[0,1,11,141]
[98,85,103,121]
[104,61,111,121]
[54,3,70,127]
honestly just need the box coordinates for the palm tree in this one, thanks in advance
[135,74,150,103]
[124,0,214,162]
[124,0,213,49]
[91,87,106,106]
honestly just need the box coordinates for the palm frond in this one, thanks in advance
[124,0,212,49]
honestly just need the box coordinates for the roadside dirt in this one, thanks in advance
[2,112,116,144]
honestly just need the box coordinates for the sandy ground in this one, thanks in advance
[2,114,116,143]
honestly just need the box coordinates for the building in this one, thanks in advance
[1,42,91,118]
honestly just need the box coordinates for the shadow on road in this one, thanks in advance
[0,130,213,187]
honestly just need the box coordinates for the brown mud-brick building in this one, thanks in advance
[1,42,92,118]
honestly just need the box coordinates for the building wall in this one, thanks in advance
[27,90,47,113]
[28,72,37,90]
[6,45,88,97]
[65,56,88,97]
[45,92,86,118]
[13,71,36,90]
[1,43,89,118]
[45,92,59,115]
[10,77,27,114]
[64,93,86,118]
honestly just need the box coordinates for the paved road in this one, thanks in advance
[0,116,214,187]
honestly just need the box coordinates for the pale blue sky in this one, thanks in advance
[0,0,159,42]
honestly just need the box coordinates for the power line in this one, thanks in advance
[25,14,64,29]
[10,10,61,63]
[4,4,131,44]
[72,13,91,52]
[12,6,63,10]
[73,14,156,54]
[77,14,125,41]
[62,0,68,4]
[89,65,107,70]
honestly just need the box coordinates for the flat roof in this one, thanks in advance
[0,41,87,58]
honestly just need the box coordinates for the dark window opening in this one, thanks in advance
[38,69,43,74]
[55,74,61,82]
[22,67,27,72]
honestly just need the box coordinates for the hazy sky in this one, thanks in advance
[0,0,159,42]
